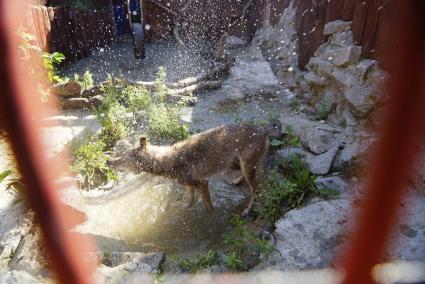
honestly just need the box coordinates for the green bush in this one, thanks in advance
[71,138,116,189]
[74,70,94,90]
[98,102,131,149]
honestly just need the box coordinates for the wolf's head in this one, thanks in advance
[108,136,152,172]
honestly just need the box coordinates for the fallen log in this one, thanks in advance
[51,80,81,97]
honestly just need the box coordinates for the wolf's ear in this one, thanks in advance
[139,136,148,150]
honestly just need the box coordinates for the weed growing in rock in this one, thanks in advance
[315,100,330,121]
[223,215,276,271]
[270,125,300,149]
[256,155,339,223]
[178,250,220,273]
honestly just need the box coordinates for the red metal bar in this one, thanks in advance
[0,1,96,283]
[339,1,425,283]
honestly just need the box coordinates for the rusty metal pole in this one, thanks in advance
[0,1,96,283]
[339,1,425,283]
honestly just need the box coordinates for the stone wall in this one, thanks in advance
[255,1,387,128]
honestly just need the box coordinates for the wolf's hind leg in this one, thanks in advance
[185,186,195,208]
[240,158,258,217]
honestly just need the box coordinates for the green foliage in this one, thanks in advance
[125,85,151,114]
[256,154,340,223]
[98,102,130,149]
[223,215,276,271]
[153,66,167,103]
[179,250,220,273]
[74,70,94,90]
[269,126,300,149]
[0,170,25,198]
[42,52,66,83]
[71,138,116,189]
[147,104,190,143]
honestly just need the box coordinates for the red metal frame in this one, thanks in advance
[0,1,424,283]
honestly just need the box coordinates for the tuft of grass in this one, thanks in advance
[179,250,220,273]
[315,100,330,121]
[153,66,167,103]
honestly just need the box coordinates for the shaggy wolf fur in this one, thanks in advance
[109,122,280,216]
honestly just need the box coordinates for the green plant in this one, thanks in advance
[147,104,190,143]
[315,100,330,121]
[153,66,167,103]
[179,250,220,273]
[71,138,116,189]
[42,52,66,84]
[223,215,276,271]
[269,126,300,149]
[74,70,94,90]
[98,102,131,149]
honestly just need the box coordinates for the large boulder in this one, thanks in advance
[300,128,338,155]
[325,46,362,67]
[344,85,378,116]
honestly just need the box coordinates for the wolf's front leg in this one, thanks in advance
[196,180,214,214]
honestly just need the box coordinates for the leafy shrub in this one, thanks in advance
[98,102,131,149]
[179,250,220,273]
[42,52,66,84]
[147,104,190,143]
[71,138,116,189]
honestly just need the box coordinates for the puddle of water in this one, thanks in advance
[75,172,246,253]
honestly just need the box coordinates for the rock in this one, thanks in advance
[315,176,348,193]
[307,57,333,78]
[51,80,81,97]
[332,136,374,170]
[88,95,104,107]
[0,269,46,284]
[332,68,359,89]
[330,30,354,46]
[276,147,307,164]
[344,85,378,116]
[323,20,352,35]
[300,129,337,155]
[304,72,326,87]
[325,46,362,67]
[59,97,91,109]
[342,108,358,127]
[81,85,103,97]
[255,199,352,271]
[306,144,339,175]
[95,252,165,283]
[356,59,377,81]
[8,226,50,276]
[226,35,248,48]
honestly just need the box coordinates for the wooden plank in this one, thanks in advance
[325,0,343,23]
[341,0,357,20]
[361,0,383,58]
[351,0,370,45]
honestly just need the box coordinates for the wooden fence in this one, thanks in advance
[28,5,115,62]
